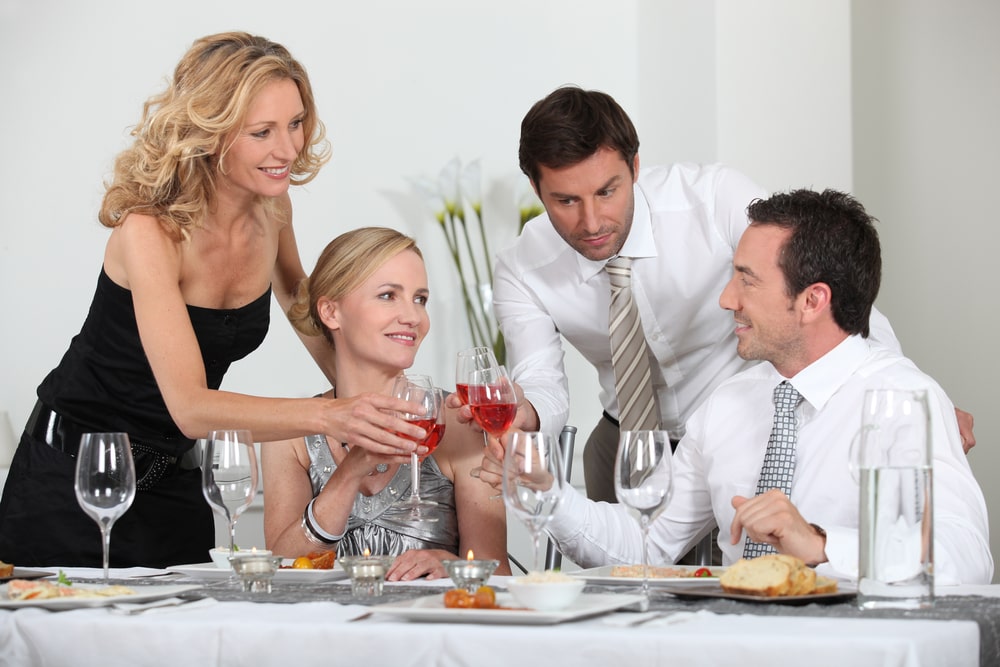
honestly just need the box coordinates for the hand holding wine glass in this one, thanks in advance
[201,429,258,558]
[502,431,564,573]
[614,430,672,606]
[75,433,136,583]
[391,374,440,521]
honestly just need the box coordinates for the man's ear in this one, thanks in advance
[317,296,340,331]
[800,282,832,323]
[632,154,640,182]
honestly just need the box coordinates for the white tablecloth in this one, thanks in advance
[0,571,986,667]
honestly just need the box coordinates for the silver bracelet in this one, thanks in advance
[301,498,345,545]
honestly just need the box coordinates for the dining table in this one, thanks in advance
[1,566,997,667]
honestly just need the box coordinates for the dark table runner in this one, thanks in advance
[92,578,1000,667]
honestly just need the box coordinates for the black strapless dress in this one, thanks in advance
[0,269,270,568]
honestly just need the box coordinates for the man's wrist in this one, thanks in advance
[807,523,828,566]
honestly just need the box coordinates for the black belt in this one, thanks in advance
[25,400,200,490]
[602,410,681,452]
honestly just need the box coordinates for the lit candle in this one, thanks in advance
[340,553,394,597]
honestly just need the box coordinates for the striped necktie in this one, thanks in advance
[743,381,804,558]
[605,256,660,432]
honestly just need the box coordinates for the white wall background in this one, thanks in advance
[0,0,995,575]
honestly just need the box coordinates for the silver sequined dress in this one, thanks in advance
[304,434,459,557]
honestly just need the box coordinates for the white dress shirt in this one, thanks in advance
[494,163,897,438]
[547,335,994,584]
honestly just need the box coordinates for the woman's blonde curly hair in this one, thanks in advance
[288,227,422,346]
[99,32,330,236]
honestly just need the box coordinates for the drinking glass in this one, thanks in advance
[75,433,137,583]
[614,430,672,606]
[455,346,499,406]
[502,431,564,572]
[467,365,517,441]
[856,389,933,609]
[201,429,258,557]
[392,374,440,521]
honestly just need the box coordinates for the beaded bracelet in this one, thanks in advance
[301,498,345,545]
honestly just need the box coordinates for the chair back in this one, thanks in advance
[543,425,576,571]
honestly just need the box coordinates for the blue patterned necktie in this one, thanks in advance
[743,381,804,559]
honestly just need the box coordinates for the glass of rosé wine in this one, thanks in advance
[391,374,441,521]
[467,365,517,442]
[455,347,499,407]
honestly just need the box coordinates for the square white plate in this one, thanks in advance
[167,562,347,583]
[570,564,726,587]
[372,592,645,624]
[0,583,202,611]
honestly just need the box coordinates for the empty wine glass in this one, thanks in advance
[391,374,440,521]
[201,429,258,558]
[614,430,673,606]
[502,431,564,573]
[74,432,137,583]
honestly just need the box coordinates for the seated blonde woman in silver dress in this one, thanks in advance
[262,227,511,580]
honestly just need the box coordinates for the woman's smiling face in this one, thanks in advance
[324,249,430,373]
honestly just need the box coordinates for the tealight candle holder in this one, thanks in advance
[444,558,500,593]
[340,555,395,598]
[229,553,281,593]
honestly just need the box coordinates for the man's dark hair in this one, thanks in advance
[747,189,882,337]
[518,85,639,186]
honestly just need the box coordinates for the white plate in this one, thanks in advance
[570,564,726,587]
[372,592,645,624]
[167,562,348,583]
[663,582,857,605]
[0,583,202,611]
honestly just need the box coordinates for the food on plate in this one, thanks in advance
[0,560,13,578]
[719,554,837,597]
[443,585,501,609]
[610,564,716,578]
[285,551,336,570]
[5,579,135,601]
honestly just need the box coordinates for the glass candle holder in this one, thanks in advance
[229,553,281,593]
[444,558,499,593]
[340,555,395,597]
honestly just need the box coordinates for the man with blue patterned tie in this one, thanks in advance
[479,189,992,583]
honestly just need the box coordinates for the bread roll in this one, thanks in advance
[720,554,836,597]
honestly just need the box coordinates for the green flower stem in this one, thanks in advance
[447,211,489,346]
[470,205,494,285]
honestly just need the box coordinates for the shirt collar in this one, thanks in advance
[770,335,872,411]
[578,181,657,281]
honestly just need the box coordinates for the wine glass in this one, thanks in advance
[74,433,137,583]
[455,346,499,406]
[467,365,517,441]
[391,374,440,521]
[502,431,565,573]
[614,430,673,606]
[201,429,258,558]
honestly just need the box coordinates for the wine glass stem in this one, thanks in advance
[531,529,542,573]
[229,519,237,556]
[100,523,111,584]
[640,515,651,602]
[410,453,422,503]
